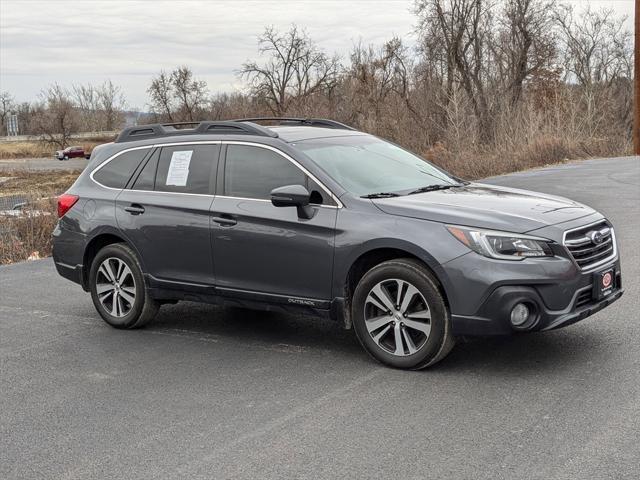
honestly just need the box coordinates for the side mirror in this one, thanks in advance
[270,184,315,219]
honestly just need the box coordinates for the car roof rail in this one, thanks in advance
[234,117,356,131]
[114,121,279,143]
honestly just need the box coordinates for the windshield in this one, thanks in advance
[293,135,458,197]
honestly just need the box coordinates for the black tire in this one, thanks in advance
[352,258,454,370]
[89,243,159,329]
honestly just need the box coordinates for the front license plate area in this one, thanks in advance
[593,267,615,300]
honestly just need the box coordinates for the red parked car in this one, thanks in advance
[54,146,90,160]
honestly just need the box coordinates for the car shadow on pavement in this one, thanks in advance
[436,327,607,375]
[145,302,607,375]
[149,302,360,354]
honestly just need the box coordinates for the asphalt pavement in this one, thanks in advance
[1,156,639,479]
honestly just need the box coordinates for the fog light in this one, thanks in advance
[510,303,530,327]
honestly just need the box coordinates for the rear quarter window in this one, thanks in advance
[93,149,150,189]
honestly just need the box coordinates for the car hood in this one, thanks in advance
[371,183,596,233]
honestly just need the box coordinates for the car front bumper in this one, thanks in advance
[449,282,623,336]
[438,250,623,336]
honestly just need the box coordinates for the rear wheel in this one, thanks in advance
[352,258,454,369]
[89,243,158,329]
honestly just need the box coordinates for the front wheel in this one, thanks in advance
[89,243,158,329]
[352,258,454,370]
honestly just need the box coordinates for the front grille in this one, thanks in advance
[564,220,615,270]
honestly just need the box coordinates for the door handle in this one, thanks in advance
[211,214,237,226]
[124,204,145,215]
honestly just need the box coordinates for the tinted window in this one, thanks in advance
[155,145,219,194]
[224,145,306,200]
[131,149,159,191]
[94,149,149,189]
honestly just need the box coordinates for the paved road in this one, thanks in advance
[1,156,639,479]
[0,157,87,171]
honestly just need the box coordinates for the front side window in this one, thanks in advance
[93,149,149,189]
[224,145,307,200]
[154,145,219,194]
[294,136,459,197]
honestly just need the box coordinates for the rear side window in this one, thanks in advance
[93,149,149,189]
[155,145,219,194]
[224,145,306,200]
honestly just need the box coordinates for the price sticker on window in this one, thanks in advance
[166,150,193,186]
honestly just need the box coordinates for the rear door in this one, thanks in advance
[210,143,338,302]
[115,143,220,287]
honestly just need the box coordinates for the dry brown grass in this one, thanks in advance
[423,135,627,180]
[0,195,58,264]
[0,135,115,160]
[0,141,53,159]
[0,169,81,195]
[0,170,81,264]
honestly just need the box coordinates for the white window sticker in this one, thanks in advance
[165,150,193,186]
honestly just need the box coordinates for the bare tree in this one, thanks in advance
[415,0,496,142]
[134,5,631,165]
[73,83,100,131]
[148,71,175,122]
[170,66,208,121]
[555,5,632,87]
[97,80,126,130]
[239,25,341,115]
[0,91,14,135]
[73,81,126,131]
[148,67,207,122]
[415,0,557,143]
[14,101,41,136]
[497,0,556,106]
[346,37,422,133]
[33,84,79,148]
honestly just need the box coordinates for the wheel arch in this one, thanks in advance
[82,230,142,290]
[338,241,452,329]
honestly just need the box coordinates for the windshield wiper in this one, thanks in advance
[407,184,462,195]
[361,192,401,199]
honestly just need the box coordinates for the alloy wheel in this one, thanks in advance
[95,257,136,318]
[364,278,431,356]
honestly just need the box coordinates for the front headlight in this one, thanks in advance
[446,225,553,261]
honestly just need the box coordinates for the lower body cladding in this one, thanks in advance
[440,252,623,336]
[145,275,335,318]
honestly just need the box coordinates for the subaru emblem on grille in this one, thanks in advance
[589,230,604,244]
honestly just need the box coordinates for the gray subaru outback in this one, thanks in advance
[52,118,623,369]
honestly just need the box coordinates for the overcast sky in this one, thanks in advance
[0,0,635,110]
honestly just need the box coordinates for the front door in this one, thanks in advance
[115,143,220,287]
[210,144,338,302]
